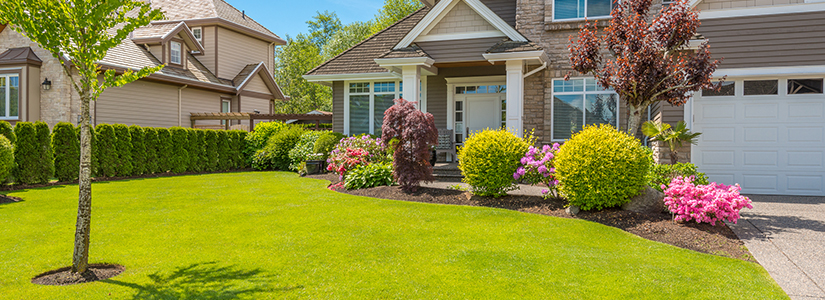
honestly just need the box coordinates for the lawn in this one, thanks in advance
[0,172,787,299]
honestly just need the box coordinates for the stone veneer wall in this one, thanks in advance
[0,28,80,126]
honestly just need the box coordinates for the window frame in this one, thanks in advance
[221,98,231,125]
[0,73,20,120]
[552,0,615,22]
[170,41,182,65]
[191,27,203,45]
[787,78,824,95]
[344,80,404,136]
[550,77,620,142]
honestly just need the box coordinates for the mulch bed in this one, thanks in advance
[31,264,124,286]
[309,173,755,263]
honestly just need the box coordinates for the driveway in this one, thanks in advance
[728,195,825,300]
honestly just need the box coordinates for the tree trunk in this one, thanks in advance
[72,95,93,275]
[670,150,679,165]
[626,105,644,137]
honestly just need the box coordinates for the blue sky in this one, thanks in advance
[229,0,386,39]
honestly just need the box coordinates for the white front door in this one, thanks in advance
[463,94,505,136]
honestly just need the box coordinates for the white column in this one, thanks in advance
[402,65,421,104]
[505,60,524,137]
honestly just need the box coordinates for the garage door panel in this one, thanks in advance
[743,127,778,143]
[787,151,824,167]
[788,102,824,118]
[744,103,779,119]
[705,173,736,186]
[700,150,736,166]
[743,151,779,167]
[787,126,824,143]
[787,175,824,193]
[698,126,736,143]
[742,175,779,191]
[700,103,735,119]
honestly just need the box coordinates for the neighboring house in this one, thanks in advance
[304,0,825,196]
[285,110,333,125]
[0,0,285,129]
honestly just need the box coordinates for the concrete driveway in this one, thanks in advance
[728,195,825,300]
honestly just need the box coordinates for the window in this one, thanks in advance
[347,81,403,136]
[170,41,182,65]
[552,78,618,140]
[454,100,464,144]
[456,85,506,94]
[788,79,824,94]
[554,0,613,21]
[0,74,19,120]
[744,80,778,95]
[221,99,230,125]
[192,27,202,45]
[702,81,735,97]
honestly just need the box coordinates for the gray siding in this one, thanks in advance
[427,65,507,128]
[417,37,504,63]
[333,81,344,133]
[480,0,516,27]
[701,11,825,69]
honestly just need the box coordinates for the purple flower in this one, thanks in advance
[541,189,549,195]
[537,165,548,174]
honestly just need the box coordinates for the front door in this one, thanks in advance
[462,94,505,137]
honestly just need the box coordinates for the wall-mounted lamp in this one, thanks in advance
[253,109,260,114]
[42,78,51,90]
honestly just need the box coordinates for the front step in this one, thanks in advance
[433,162,463,180]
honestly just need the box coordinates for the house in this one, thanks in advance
[304,0,825,196]
[0,0,285,129]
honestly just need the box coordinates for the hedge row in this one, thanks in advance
[0,121,249,185]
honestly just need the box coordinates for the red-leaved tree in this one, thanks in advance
[382,98,438,192]
[568,0,723,135]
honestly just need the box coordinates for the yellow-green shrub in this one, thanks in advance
[0,135,13,182]
[554,124,651,211]
[458,129,530,197]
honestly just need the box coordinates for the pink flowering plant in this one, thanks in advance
[326,135,391,180]
[663,176,754,226]
[513,143,561,199]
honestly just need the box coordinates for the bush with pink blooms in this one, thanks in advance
[326,135,391,180]
[514,143,561,199]
[663,176,754,226]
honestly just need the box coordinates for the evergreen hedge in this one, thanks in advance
[186,129,201,173]
[155,128,171,173]
[0,120,15,144]
[204,130,219,172]
[195,129,208,171]
[52,122,79,182]
[129,125,147,176]
[216,130,231,171]
[35,121,55,183]
[0,135,13,183]
[113,124,134,176]
[143,127,159,174]
[169,127,190,173]
[95,124,118,177]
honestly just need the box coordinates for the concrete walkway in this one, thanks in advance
[728,195,825,300]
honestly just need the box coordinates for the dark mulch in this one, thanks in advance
[31,264,124,286]
[308,173,755,262]
[0,194,23,204]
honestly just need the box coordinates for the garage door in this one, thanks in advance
[692,77,825,196]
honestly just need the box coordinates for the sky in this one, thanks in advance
[228,0,387,39]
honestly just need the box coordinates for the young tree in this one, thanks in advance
[642,120,701,164]
[568,0,722,135]
[0,0,163,275]
[382,98,438,192]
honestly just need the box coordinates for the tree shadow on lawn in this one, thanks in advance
[103,261,303,299]
[0,194,24,208]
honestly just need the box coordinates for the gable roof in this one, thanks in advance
[148,0,284,44]
[131,22,205,54]
[306,8,430,76]
[486,39,542,53]
[0,47,42,66]
[378,44,431,59]
[233,62,285,99]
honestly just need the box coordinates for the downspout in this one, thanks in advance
[522,62,547,79]
[178,85,188,126]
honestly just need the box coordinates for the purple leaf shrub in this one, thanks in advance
[381,98,438,192]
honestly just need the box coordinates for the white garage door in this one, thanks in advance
[692,77,825,196]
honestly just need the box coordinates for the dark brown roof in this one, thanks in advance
[232,63,259,85]
[378,44,431,59]
[0,47,42,66]
[486,39,543,53]
[306,8,430,76]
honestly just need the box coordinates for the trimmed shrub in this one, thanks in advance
[216,130,231,171]
[196,129,209,171]
[458,129,530,197]
[204,130,219,172]
[52,122,79,182]
[168,127,190,173]
[344,162,394,190]
[0,135,14,182]
[0,120,15,144]
[155,128,172,173]
[382,98,438,192]
[326,135,390,179]
[15,122,54,184]
[186,129,202,173]
[244,121,287,164]
[129,125,147,175]
[143,127,159,174]
[34,121,55,182]
[648,162,709,192]
[229,130,247,169]
[252,126,304,171]
[312,132,345,159]
[555,124,651,211]
[287,131,325,171]
[113,124,134,176]
[95,124,118,177]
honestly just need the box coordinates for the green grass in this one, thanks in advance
[0,172,787,299]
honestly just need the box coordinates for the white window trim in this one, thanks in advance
[0,73,20,120]
[170,41,182,65]
[343,80,404,136]
[551,0,614,22]
[701,78,825,98]
[192,27,203,45]
[550,77,621,141]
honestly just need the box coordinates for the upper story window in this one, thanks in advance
[553,0,614,21]
[170,41,182,65]
[0,74,19,120]
[192,27,202,45]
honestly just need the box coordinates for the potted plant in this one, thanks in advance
[305,153,326,175]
